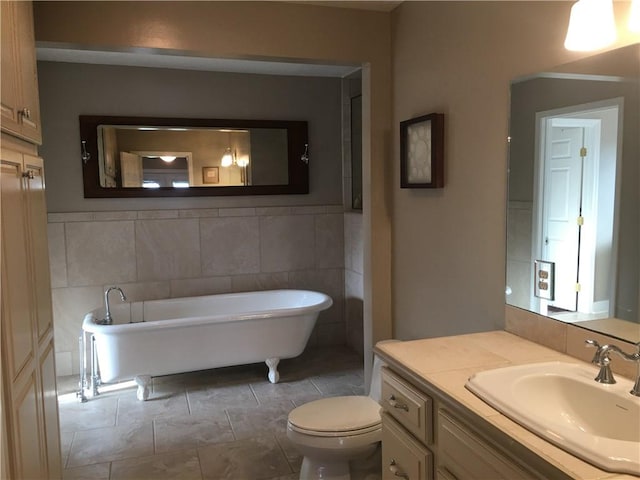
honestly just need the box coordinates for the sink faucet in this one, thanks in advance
[102,286,126,324]
[585,339,640,397]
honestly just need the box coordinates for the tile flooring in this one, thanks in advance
[56,346,382,480]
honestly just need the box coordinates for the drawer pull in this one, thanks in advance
[389,459,409,479]
[388,394,409,411]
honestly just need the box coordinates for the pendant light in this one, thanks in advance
[564,0,616,51]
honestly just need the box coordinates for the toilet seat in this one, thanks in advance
[288,396,381,437]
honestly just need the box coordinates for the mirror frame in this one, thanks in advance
[79,115,309,198]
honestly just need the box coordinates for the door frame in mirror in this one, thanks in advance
[79,115,309,198]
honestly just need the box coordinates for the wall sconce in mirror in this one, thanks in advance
[79,116,308,198]
[400,113,445,189]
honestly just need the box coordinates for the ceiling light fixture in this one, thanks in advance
[629,0,640,32]
[160,156,176,163]
[564,0,617,51]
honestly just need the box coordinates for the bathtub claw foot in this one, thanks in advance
[135,375,152,401]
[266,358,280,383]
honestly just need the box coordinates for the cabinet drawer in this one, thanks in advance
[381,367,432,444]
[382,413,432,480]
[438,410,537,480]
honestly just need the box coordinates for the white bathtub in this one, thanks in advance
[81,289,332,400]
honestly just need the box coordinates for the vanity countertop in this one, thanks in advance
[374,330,639,480]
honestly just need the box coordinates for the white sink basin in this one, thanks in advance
[466,361,640,475]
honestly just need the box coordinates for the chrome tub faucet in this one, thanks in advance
[586,339,640,396]
[102,286,126,324]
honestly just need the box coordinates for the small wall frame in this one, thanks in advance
[202,166,219,184]
[400,113,444,188]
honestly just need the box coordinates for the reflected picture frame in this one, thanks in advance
[202,166,219,184]
[400,113,445,188]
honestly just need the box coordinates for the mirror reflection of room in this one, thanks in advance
[506,43,639,341]
[98,125,288,189]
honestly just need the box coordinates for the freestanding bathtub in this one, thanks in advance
[81,289,332,400]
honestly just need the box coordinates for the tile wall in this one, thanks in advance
[506,201,533,308]
[341,73,364,357]
[344,212,364,356]
[48,205,346,376]
[505,305,637,379]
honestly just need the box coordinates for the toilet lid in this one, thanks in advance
[288,396,381,433]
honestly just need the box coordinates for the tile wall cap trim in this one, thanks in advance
[136,210,181,220]
[218,207,256,217]
[47,205,346,223]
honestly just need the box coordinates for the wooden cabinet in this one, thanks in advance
[1,2,59,477]
[381,367,434,480]
[382,413,432,480]
[438,410,536,480]
[1,1,42,144]
[1,147,61,479]
[379,364,571,480]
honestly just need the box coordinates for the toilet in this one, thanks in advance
[286,341,396,480]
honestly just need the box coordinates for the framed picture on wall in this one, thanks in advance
[400,113,445,188]
[202,166,219,184]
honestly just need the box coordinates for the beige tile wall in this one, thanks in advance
[505,305,637,380]
[344,212,364,357]
[49,205,345,376]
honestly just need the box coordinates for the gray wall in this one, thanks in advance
[37,61,343,212]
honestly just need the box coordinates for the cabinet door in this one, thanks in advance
[39,343,62,478]
[438,410,537,480]
[1,152,36,381]
[0,2,21,138]
[24,155,53,340]
[1,149,61,479]
[14,1,41,144]
[382,413,432,480]
[0,1,42,144]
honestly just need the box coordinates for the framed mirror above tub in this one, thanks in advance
[506,43,639,343]
[79,115,309,198]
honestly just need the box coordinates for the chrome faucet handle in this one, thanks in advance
[593,354,616,384]
[585,339,603,364]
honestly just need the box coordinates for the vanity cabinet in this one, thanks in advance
[1,1,42,144]
[380,365,570,480]
[381,367,434,480]
[437,410,536,480]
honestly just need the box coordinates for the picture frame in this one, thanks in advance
[400,113,444,188]
[202,166,219,184]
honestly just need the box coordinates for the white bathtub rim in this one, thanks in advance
[82,289,333,334]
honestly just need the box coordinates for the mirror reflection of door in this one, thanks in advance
[534,100,621,318]
[120,152,143,187]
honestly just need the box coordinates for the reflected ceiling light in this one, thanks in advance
[630,0,640,32]
[564,0,616,51]
[160,156,176,163]
[221,147,234,167]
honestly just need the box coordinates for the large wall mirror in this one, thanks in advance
[507,43,639,343]
[80,116,309,198]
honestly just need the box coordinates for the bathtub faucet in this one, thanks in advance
[103,286,127,324]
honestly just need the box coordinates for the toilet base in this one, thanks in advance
[299,457,350,480]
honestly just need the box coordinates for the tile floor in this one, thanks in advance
[56,346,382,480]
